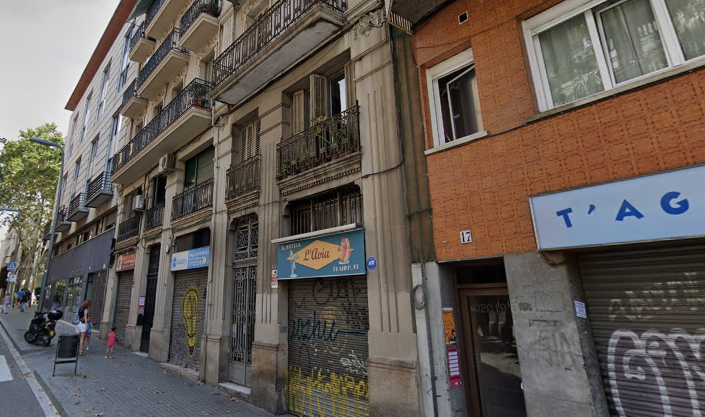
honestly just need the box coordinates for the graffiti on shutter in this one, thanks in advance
[169,270,207,370]
[580,243,705,417]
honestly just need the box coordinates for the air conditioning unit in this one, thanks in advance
[159,154,176,174]
[132,195,145,212]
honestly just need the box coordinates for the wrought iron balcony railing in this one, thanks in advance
[117,216,141,242]
[43,221,52,239]
[122,79,138,108]
[213,0,346,88]
[112,78,213,174]
[145,203,165,231]
[172,179,214,220]
[277,106,359,180]
[86,172,112,202]
[146,0,167,29]
[226,155,260,201]
[129,21,147,53]
[136,27,186,90]
[67,193,87,218]
[181,0,221,36]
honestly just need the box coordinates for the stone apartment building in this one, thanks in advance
[97,0,423,416]
[44,0,137,331]
[388,0,705,416]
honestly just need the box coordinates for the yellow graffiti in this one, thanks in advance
[288,366,369,417]
[183,287,199,357]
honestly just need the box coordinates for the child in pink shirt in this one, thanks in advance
[105,326,117,359]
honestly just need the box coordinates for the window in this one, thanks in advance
[97,63,111,118]
[329,72,347,115]
[184,147,215,188]
[290,186,363,235]
[118,25,135,90]
[71,159,81,197]
[525,0,705,111]
[81,93,92,142]
[237,119,260,162]
[107,113,121,165]
[151,175,167,207]
[426,48,484,147]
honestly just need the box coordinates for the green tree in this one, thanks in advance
[0,122,64,291]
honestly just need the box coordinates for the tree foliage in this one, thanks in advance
[0,122,64,288]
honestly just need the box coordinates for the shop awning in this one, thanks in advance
[127,0,155,20]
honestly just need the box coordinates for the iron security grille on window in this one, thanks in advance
[86,172,112,202]
[181,0,221,37]
[233,213,258,261]
[226,155,260,201]
[67,193,86,218]
[136,28,186,90]
[276,106,359,180]
[212,0,347,87]
[129,21,147,53]
[290,185,362,235]
[117,216,141,242]
[112,78,212,174]
[144,203,165,231]
[171,178,214,220]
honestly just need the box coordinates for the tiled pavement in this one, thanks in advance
[0,306,276,417]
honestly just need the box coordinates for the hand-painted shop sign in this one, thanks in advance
[116,251,136,271]
[277,229,365,280]
[171,246,210,271]
[530,165,705,250]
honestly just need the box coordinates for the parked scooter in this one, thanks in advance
[24,310,63,346]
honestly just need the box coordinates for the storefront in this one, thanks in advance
[531,165,705,417]
[168,246,209,370]
[114,251,136,345]
[275,228,370,417]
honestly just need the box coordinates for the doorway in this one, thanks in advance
[457,263,526,417]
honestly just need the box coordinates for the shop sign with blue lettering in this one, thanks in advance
[530,166,705,250]
[171,246,210,271]
[277,229,365,280]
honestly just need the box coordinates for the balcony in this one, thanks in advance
[144,203,165,231]
[67,193,89,222]
[85,172,113,208]
[117,216,141,242]
[179,0,220,51]
[145,0,191,40]
[172,179,214,220]
[121,79,148,119]
[136,27,189,99]
[55,207,71,232]
[226,155,260,201]
[388,0,445,26]
[112,78,213,185]
[277,106,359,181]
[128,21,155,64]
[212,0,346,106]
[43,222,53,241]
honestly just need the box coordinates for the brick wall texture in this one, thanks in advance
[415,0,705,260]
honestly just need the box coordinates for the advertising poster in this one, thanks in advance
[443,307,457,346]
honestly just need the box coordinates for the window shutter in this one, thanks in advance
[310,74,328,120]
[292,90,305,134]
[254,119,261,156]
[344,61,356,110]
[241,124,252,160]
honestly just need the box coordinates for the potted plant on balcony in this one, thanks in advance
[189,82,210,108]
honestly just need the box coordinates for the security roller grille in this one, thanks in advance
[168,269,207,370]
[114,271,133,346]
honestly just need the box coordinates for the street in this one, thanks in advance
[0,306,276,417]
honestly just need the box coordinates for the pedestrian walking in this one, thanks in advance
[20,291,29,312]
[17,289,25,312]
[76,300,91,356]
[84,319,92,351]
[105,326,116,359]
[2,293,9,314]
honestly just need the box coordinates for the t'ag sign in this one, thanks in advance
[530,165,705,250]
[277,229,365,280]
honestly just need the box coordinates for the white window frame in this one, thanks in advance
[118,25,134,90]
[97,63,111,119]
[426,48,487,150]
[523,0,703,112]
[81,93,92,142]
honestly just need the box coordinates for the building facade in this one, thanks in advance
[389,0,705,416]
[101,0,424,416]
[44,1,137,330]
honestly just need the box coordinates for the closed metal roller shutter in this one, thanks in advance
[169,269,207,370]
[114,272,133,346]
[288,276,370,417]
[579,243,705,417]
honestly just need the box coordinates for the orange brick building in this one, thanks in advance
[390,0,705,416]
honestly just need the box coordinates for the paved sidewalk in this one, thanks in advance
[0,306,276,417]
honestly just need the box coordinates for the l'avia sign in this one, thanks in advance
[276,229,365,280]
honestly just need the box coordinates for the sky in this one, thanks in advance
[0,1,119,141]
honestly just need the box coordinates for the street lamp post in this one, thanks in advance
[30,137,64,311]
